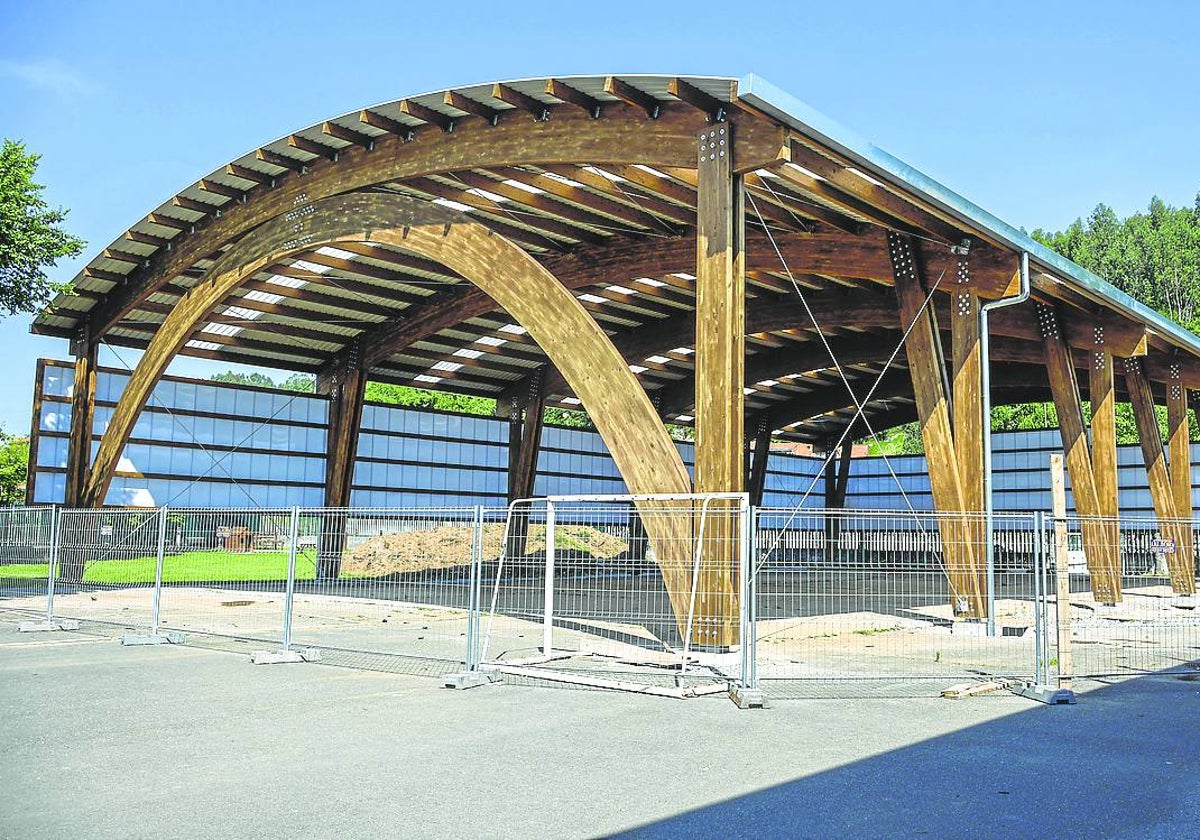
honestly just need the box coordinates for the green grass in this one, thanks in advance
[0,550,314,586]
[0,563,50,580]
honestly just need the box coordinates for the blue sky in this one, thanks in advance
[2,0,1198,434]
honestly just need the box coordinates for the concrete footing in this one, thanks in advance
[122,631,186,646]
[1012,683,1076,705]
[18,618,80,633]
[729,685,766,709]
[443,669,502,690]
[250,648,321,665]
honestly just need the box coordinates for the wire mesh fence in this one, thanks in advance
[1050,514,1200,680]
[477,495,749,697]
[50,508,162,633]
[285,507,480,675]
[0,506,56,615]
[12,500,1200,701]
[151,508,295,653]
[751,508,1043,697]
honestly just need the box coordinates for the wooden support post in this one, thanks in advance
[504,370,547,559]
[1088,344,1123,599]
[747,420,771,508]
[315,349,365,580]
[25,359,46,505]
[693,122,744,648]
[64,329,97,509]
[889,233,984,618]
[823,441,852,563]
[1038,303,1120,603]
[1126,358,1194,594]
[950,259,987,617]
[61,330,98,582]
[1167,362,1195,592]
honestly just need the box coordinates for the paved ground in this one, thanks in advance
[0,614,1197,839]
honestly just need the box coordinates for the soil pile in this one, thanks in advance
[341,523,628,577]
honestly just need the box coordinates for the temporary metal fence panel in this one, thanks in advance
[51,508,162,632]
[0,507,56,615]
[1054,514,1200,679]
[752,508,1043,697]
[152,508,295,652]
[478,494,750,697]
[283,507,480,675]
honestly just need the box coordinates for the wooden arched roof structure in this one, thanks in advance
[34,73,1200,615]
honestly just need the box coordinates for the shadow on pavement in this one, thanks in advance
[609,671,1200,840]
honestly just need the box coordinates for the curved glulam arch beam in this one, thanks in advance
[82,192,709,629]
[88,105,791,337]
[84,191,693,504]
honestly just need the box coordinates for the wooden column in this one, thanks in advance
[314,349,365,581]
[746,419,771,508]
[25,360,46,505]
[950,258,987,616]
[1167,362,1195,591]
[504,370,547,558]
[888,233,984,618]
[1089,346,1119,519]
[693,122,744,648]
[1038,303,1120,603]
[63,328,97,508]
[694,123,744,495]
[1126,358,1194,594]
[823,441,852,563]
[1089,344,1123,600]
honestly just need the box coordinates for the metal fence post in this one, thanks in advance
[281,506,300,652]
[542,500,556,659]
[151,506,168,636]
[1032,511,1045,684]
[44,505,59,622]
[467,505,483,670]
[731,502,765,708]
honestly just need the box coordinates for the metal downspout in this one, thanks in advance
[981,252,1031,635]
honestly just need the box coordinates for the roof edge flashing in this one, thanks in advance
[738,73,1200,359]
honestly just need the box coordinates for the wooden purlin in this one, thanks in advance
[1166,363,1196,592]
[1038,303,1121,603]
[1126,358,1195,595]
[82,102,791,340]
[888,232,984,619]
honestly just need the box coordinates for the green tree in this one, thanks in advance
[210,371,276,388]
[279,373,316,393]
[0,430,29,505]
[364,381,495,415]
[0,139,85,317]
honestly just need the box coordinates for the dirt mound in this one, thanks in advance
[340,523,628,577]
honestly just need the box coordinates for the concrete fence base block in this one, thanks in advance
[122,631,187,646]
[443,670,502,690]
[250,648,321,665]
[729,685,767,709]
[1012,683,1077,705]
[18,619,80,633]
